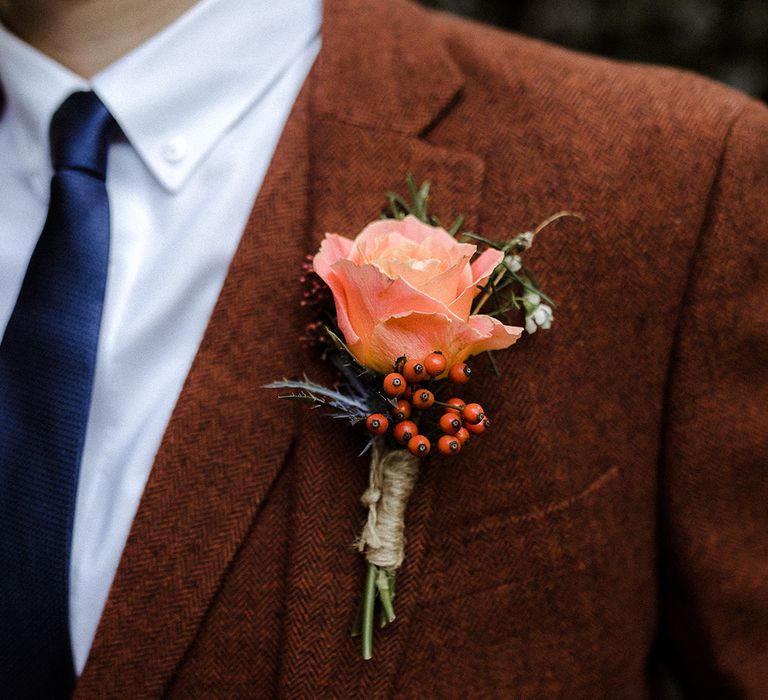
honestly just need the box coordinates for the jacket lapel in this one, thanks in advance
[76,0,486,695]
[75,70,314,698]
[278,134,485,700]
[277,1,485,697]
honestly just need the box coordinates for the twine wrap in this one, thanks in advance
[356,438,420,570]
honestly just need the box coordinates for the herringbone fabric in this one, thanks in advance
[71,0,768,697]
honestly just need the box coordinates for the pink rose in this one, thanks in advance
[312,215,523,374]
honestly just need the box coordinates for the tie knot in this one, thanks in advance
[49,91,117,179]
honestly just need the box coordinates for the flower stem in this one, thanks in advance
[473,266,507,314]
[380,605,389,629]
[376,568,396,624]
[351,597,363,637]
[361,562,377,660]
[433,399,463,410]
[532,209,582,235]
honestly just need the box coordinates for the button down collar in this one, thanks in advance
[0,0,322,193]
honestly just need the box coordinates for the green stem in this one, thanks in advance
[508,267,555,306]
[380,571,398,628]
[460,230,505,249]
[376,569,396,624]
[361,563,377,660]
[433,399,463,410]
[488,299,525,317]
[486,350,501,379]
[380,605,389,629]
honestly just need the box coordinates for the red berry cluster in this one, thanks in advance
[299,319,329,351]
[299,255,332,310]
[299,255,333,350]
[364,351,490,458]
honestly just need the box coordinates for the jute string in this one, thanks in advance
[356,438,420,570]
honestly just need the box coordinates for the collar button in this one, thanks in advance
[161,137,187,163]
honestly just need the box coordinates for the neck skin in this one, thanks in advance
[0,0,200,78]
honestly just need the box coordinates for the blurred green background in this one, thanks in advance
[419,0,768,102]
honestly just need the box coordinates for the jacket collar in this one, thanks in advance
[314,0,464,136]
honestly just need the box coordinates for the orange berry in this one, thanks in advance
[392,399,412,421]
[438,434,461,455]
[408,434,431,457]
[412,388,435,410]
[366,413,389,435]
[393,420,418,445]
[445,397,466,414]
[423,351,447,377]
[462,403,485,425]
[402,359,427,383]
[439,412,462,435]
[454,426,471,444]
[383,372,406,397]
[448,363,472,384]
[464,417,490,435]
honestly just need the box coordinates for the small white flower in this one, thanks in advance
[513,231,534,250]
[504,254,522,273]
[533,303,553,330]
[523,292,541,307]
[524,300,553,334]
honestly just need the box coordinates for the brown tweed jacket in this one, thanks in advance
[72,0,768,697]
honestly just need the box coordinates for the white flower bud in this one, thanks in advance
[533,304,553,330]
[524,301,553,334]
[504,254,522,273]
[513,231,534,250]
[523,292,541,307]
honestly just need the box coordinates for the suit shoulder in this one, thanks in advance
[416,3,756,149]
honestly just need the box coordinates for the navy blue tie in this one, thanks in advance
[0,92,116,698]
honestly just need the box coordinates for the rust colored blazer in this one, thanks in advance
[73,0,768,697]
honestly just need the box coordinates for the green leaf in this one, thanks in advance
[460,231,505,250]
[448,215,465,236]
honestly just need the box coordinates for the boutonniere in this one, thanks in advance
[268,176,574,660]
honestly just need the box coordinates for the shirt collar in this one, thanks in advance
[0,26,87,190]
[0,0,322,192]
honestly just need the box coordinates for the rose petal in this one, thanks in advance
[364,312,456,373]
[350,215,465,262]
[363,310,523,373]
[324,260,457,368]
[461,314,523,359]
[471,248,504,287]
[420,255,474,307]
[400,215,460,248]
[321,267,360,348]
[312,233,354,279]
[449,248,504,317]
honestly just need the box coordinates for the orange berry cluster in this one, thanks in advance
[364,351,490,458]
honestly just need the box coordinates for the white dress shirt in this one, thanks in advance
[0,0,321,674]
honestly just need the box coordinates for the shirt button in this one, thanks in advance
[161,137,187,163]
